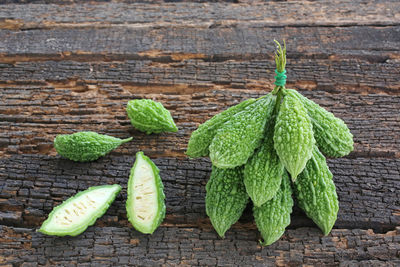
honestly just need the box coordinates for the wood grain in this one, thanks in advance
[0,57,399,94]
[1,225,399,266]
[0,1,399,28]
[1,25,400,58]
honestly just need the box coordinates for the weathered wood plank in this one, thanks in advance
[1,225,399,266]
[1,154,399,232]
[0,58,399,94]
[0,86,398,158]
[1,25,399,59]
[0,1,399,28]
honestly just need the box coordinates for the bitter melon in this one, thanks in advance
[209,94,276,169]
[126,99,178,134]
[54,131,132,162]
[186,98,256,158]
[126,151,165,234]
[39,184,121,236]
[288,89,354,157]
[205,166,248,238]
[253,171,293,246]
[294,146,339,235]
[244,124,284,207]
[274,90,315,181]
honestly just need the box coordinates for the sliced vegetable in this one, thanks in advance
[39,184,121,236]
[126,151,166,234]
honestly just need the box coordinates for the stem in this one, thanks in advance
[271,40,287,95]
[271,40,287,113]
[274,40,286,73]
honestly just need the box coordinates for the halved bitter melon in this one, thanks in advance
[126,151,166,234]
[39,184,121,236]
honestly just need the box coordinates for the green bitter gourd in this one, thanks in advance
[54,131,132,162]
[294,146,339,235]
[253,171,293,246]
[244,123,284,207]
[274,90,315,181]
[288,89,354,157]
[126,99,178,134]
[205,166,248,238]
[186,98,256,158]
[126,151,166,234]
[209,94,276,169]
[39,184,121,236]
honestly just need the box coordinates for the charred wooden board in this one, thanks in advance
[0,1,399,266]
[1,225,399,266]
[0,0,398,28]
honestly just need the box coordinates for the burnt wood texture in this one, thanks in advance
[0,1,399,266]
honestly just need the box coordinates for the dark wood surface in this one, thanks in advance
[0,1,399,266]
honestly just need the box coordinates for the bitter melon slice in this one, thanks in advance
[39,184,121,236]
[126,151,165,234]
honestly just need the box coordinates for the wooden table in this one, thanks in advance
[0,1,399,266]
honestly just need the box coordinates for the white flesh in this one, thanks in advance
[45,187,116,232]
[130,155,158,231]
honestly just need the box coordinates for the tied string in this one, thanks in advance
[274,69,287,87]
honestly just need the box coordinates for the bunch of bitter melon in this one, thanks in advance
[187,41,353,245]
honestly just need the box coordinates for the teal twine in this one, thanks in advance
[274,70,287,87]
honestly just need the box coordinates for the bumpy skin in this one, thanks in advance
[288,89,354,157]
[244,124,284,207]
[39,184,121,236]
[294,146,339,235]
[205,166,248,238]
[186,98,256,158]
[54,131,133,162]
[274,90,315,181]
[126,151,166,234]
[126,99,178,134]
[253,172,293,246]
[209,94,276,169]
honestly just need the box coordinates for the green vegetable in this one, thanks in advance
[126,151,165,234]
[253,171,293,246]
[274,90,315,181]
[39,184,121,236]
[244,124,284,207]
[205,166,248,238]
[186,98,256,158]
[209,94,276,169]
[294,146,339,235]
[288,89,354,157]
[54,131,132,162]
[126,99,178,134]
